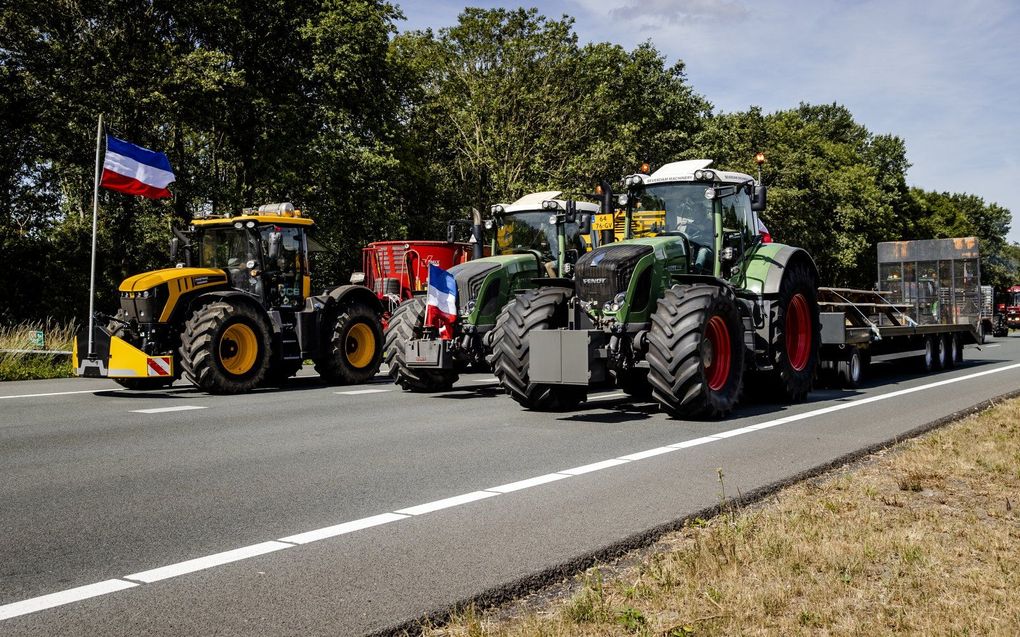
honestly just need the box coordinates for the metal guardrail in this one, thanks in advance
[0,349,73,355]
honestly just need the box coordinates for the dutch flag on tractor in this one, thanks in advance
[100,135,176,199]
[424,263,458,339]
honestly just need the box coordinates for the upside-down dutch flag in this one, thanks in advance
[100,135,176,199]
[424,263,458,339]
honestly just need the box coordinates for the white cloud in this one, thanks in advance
[399,0,1020,242]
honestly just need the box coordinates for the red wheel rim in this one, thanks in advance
[704,315,731,391]
[785,293,811,372]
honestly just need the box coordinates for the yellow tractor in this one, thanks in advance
[74,203,384,393]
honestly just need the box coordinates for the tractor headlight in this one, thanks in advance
[604,292,627,313]
[464,300,476,315]
[563,262,574,276]
[548,214,558,225]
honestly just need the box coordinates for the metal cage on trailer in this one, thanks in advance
[818,238,984,388]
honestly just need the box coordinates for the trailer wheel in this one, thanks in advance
[942,334,958,369]
[647,285,744,419]
[952,334,965,364]
[770,261,820,402]
[107,323,178,390]
[491,287,584,410]
[919,336,939,373]
[180,300,271,394]
[837,347,865,389]
[314,301,383,385]
[383,297,458,392]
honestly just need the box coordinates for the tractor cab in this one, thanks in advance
[487,191,597,278]
[186,202,312,310]
[620,160,766,278]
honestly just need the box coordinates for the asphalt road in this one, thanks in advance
[2,337,1019,635]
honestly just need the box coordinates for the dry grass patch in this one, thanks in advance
[0,319,76,381]
[430,397,1020,636]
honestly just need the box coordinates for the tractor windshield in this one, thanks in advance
[495,211,584,260]
[195,227,263,295]
[633,182,755,247]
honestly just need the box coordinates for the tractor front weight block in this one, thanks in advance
[529,329,608,386]
[405,339,455,369]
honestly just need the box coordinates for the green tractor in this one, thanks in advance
[383,192,598,391]
[490,160,821,418]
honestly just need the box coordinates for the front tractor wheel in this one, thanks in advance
[770,261,821,402]
[180,301,271,394]
[647,285,745,419]
[383,297,459,392]
[491,287,584,410]
[314,302,383,385]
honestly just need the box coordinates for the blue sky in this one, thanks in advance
[397,0,1020,244]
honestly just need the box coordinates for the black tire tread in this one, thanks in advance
[180,301,271,394]
[490,287,583,410]
[646,285,744,419]
[313,301,384,385]
[382,297,458,392]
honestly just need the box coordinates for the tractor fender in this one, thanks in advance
[742,243,819,297]
[187,290,269,323]
[325,284,384,316]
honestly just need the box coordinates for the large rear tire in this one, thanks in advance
[769,261,820,402]
[646,285,744,419]
[180,301,271,394]
[314,302,384,385]
[383,297,459,392]
[491,287,584,410]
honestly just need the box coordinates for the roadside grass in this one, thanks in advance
[430,397,1020,636]
[0,320,76,381]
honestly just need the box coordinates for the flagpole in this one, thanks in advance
[87,114,104,358]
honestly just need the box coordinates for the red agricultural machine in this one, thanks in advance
[993,284,1020,336]
[353,218,484,328]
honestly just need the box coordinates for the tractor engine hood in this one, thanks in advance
[119,267,227,293]
[118,267,229,324]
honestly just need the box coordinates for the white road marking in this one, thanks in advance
[130,405,207,414]
[486,473,569,493]
[472,378,499,383]
[560,458,630,475]
[588,391,628,400]
[0,387,192,400]
[0,388,124,400]
[985,344,1001,348]
[335,388,392,395]
[279,513,409,545]
[0,579,137,621]
[395,490,499,515]
[4,361,1020,622]
[124,541,292,584]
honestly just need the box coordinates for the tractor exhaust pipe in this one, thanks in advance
[470,208,484,259]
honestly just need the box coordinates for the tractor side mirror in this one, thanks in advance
[446,221,456,244]
[268,231,282,260]
[170,237,180,260]
[751,185,767,212]
[577,213,592,235]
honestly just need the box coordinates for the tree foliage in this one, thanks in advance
[0,3,1015,323]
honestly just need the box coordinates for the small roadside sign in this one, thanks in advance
[30,330,45,349]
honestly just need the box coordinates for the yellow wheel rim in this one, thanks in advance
[219,323,259,375]
[345,322,376,369]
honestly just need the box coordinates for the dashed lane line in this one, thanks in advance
[2,361,1019,622]
[131,405,208,415]
[1,387,193,400]
[335,388,393,395]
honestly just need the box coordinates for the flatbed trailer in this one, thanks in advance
[817,286,979,387]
